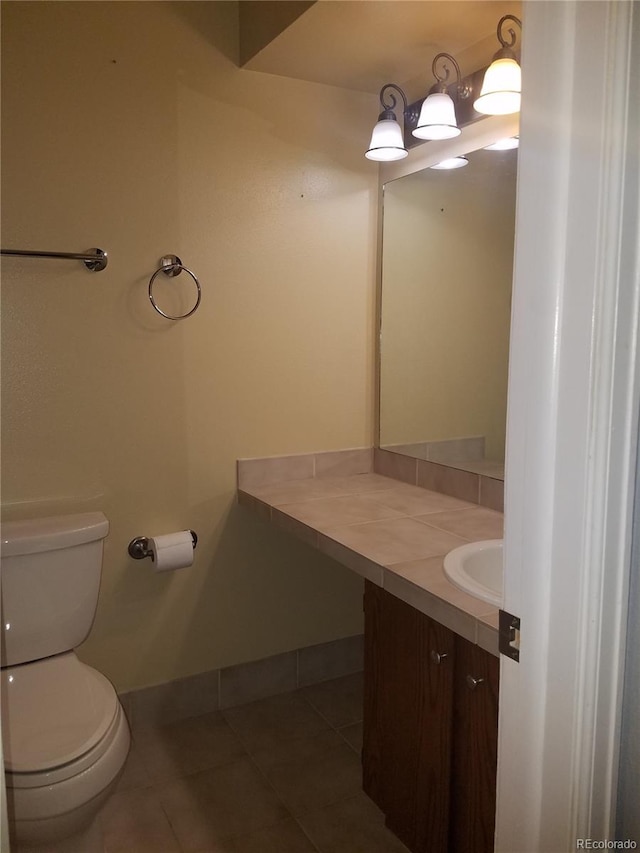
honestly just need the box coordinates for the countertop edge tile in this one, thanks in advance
[476,619,501,657]
[317,534,384,587]
[238,490,272,522]
[272,508,319,549]
[383,570,477,645]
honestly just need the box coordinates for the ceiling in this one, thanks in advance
[241,1,522,99]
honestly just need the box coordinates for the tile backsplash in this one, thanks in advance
[374,448,504,512]
[238,446,504,518]
[237,448,372,490]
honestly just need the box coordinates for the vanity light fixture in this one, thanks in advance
[413,53,470,140]
[365,84,409,161]
[430,156,469,170]
[365,13,522,161]
[473,14,522,115]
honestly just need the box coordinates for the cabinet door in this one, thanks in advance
[363,584,500,853]
[363,582,454,853]
[412,614,455,853]
[449,634,500,853]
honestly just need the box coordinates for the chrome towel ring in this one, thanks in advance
[149,255,201,320]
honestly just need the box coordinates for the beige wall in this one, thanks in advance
[380,148,516,462]
[1,1,376,692]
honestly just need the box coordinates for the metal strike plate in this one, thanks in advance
[499,609,521,662]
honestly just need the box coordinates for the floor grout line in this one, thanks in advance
[91,681,376,853]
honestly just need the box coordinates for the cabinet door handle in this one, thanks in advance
[430,650,449,665]
[466,675,485,690]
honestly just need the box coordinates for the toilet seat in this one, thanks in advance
[2,652,119,787]
[6,701,130,832]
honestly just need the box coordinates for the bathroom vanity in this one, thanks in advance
[363,581,498,853]
[235,103,518,853]
[237,448,502,852]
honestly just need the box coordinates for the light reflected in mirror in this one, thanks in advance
[378,144,517,481]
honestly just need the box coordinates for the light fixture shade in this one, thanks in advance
[473,57,521,115]
[365,118,408,161]
[430,156,469,170]
[484,136,519,150]
[413,92,461,140]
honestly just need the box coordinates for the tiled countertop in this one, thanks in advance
[237,451,502,658]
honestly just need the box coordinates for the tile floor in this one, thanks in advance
[94,673,410,853]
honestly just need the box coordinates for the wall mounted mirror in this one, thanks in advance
[377,128,518,481]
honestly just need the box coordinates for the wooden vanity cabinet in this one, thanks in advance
[362,581,499,853]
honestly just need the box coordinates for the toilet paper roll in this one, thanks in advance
[149,530,194,572]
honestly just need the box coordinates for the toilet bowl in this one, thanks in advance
[3,652,130,847]
[1,513,130,848]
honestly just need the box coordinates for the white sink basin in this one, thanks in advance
[443,539,503,607]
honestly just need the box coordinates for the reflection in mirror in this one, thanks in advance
[378,145,517,480]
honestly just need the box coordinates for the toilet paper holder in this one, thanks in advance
[128,530,198,561]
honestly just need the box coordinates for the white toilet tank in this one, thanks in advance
[1,512,109,667]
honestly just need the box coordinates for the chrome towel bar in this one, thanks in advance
[0,247,108,272]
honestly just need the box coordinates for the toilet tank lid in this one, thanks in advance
[1,512,109,557]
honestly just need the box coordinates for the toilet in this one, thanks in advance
[1,512,130,849]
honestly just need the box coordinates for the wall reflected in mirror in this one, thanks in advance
[378,145,517,481]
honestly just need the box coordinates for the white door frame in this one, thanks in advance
[497,2,640,851]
